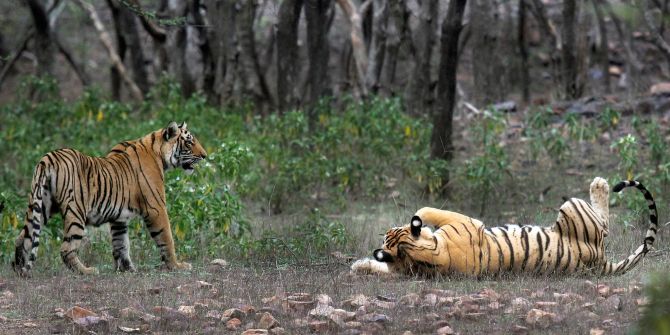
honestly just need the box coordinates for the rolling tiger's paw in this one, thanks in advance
[590,177,609,200]
[350,258,392,275]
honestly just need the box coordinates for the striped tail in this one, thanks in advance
[12,161,49,277]
[602,180,658,275]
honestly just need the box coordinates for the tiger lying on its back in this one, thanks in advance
[13,122,207,276]
[352,177,658,276]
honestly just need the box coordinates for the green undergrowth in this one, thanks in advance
[1,76,669,270]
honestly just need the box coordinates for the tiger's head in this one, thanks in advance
[161,121,207,175]
[373,215,438,270]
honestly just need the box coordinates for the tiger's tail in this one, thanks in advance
[601,180,658,275]
[12,160,50,276]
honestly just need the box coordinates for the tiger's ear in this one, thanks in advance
[178,122,187,129]
[410,215,422,237]
[373,249,394,263]
[164,121,179,141]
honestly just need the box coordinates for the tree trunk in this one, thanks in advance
[167,0,195,97]
[235,0,272,108]
[336,0,368,98]
[470,0,500,105]
[192,0,216,102]
[276,0,303,112]
[26,0,54,77]
[407,0,438,115]
[304,0,333,118]
[592,0,610,94]
[365,0,387,94]
[431,0,468,192]
[562,0,581,99]
[108,0,127,100]
[382,0,409,95]
[518,0,530,103]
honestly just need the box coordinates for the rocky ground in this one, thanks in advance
[0,255,658,335]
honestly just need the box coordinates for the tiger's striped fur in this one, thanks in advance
[351,177,657,277]
[12,122,207,276]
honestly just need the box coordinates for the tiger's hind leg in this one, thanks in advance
[110,221,135,272]
[60,212,98,275]
[589,177,610,236]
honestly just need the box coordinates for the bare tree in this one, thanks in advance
[471,0,502,105]
[167,0,195,97]
[518,0,530,102]
[407,0,438,115]
[592,0,611,94]
[304,0,333,121]
[382,0,409,95]
[562,0,582,99]
[108,0,149,99]
[235,0,273,108]
[365,0,387,94]
[337,0,368,98]
[26,0,54,77]
[276,0,303,112]
[431,0,468,192]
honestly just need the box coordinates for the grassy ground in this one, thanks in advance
[0,199,665,334]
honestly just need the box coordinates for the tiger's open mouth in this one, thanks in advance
[181,157,203,174]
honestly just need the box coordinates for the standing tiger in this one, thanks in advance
[351,177,658,276]
[13,122,207,276]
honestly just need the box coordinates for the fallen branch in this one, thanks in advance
[73,0,143,101]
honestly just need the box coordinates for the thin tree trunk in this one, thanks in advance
[639,0,670,70]
[53,35,89,86]
[336,0,368,98]
[73,0,144,102]
[122,5,149,93]
[108,0,127,100]
[471,0,499,105]
[192,0,216,102]
[304,0,332,117]
[382,0,409,95]
[26,0,54,77]
[518,0,530,102]
[562,0,581,99]
[365,0,387,94]
[592,0,611,94]
[276,0,303,112]
[407,0,438,115]
[431,0,468,192]
[167,0,195,97]
[236,0,272,107]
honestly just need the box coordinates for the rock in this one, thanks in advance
[534,301,558,308]
[241,330,269,335]
[316,294,333,306]
[372,299,396,309]
[345,321,362,329]
[424,313,440,321]
[590,328,605,335]
[197,280,213,289]
[258,312,279,329]
[422,293,438,307]
[346,294,369,308]
[119,307,157,322]
[269,327,286,335]
[492,101,517,113]
[240,305,257,314]
[511,297,531,311]
[292,318,309,328]
[650,82,670,95]
[399,293,420,307]
[205,310,222,319]
[596,284,610,297]
[437,325,455,335]
[309,303,335,318]
[177,305,196,318]
[222,308,246,320]
[309,320,333,332]
[581,303,595,311]
[210,259,228,267]
[512,324,529,334]
[73,316,109,330]
[525,309,556,329]
[358,313,391,323]
[226,318,242,330]
[65,306,97,320]
[147,287,162,294]
[603,295,622,312]
[22,322,38,328]
[118,326,141,333]
[585,312,600,321]
[402,331,414,335]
